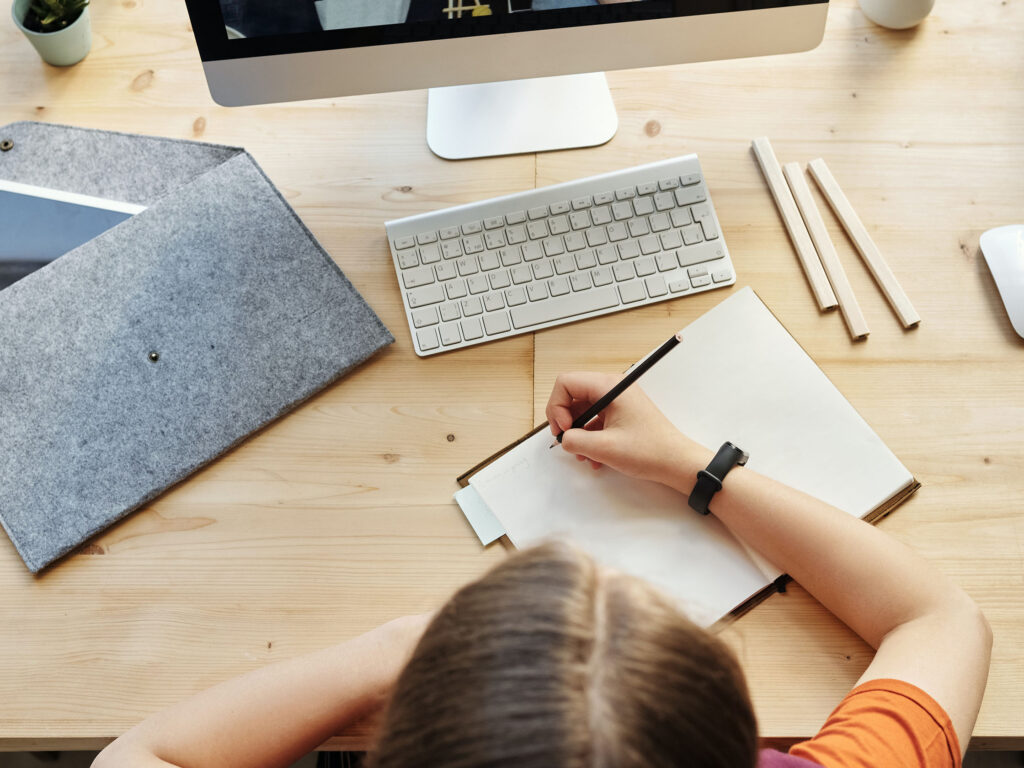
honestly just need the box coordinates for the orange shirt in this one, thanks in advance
[785,678,961,768]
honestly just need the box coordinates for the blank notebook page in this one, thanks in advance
[469,287,913,626]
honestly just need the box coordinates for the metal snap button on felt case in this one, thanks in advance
[0,139,13,152]
[148,351,160,362]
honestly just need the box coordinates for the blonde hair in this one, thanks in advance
[369,542,757,768]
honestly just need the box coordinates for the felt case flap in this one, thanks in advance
[0,124,393,573]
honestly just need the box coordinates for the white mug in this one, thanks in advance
[858,0,936,29]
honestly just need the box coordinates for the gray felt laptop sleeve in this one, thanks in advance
[0,122,393,573]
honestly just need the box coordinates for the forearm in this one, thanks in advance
[95,616,425,768]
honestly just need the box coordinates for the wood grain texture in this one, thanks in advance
[1,0,1023,753]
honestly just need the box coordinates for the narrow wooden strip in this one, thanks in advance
[751,137,838,311]
[808,158,921,328]
[783,162,870,340]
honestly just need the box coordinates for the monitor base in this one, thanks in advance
[426,73,618,161]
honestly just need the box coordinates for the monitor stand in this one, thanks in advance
[426,72,618,161]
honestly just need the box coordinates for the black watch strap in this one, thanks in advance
[688,442,748,515]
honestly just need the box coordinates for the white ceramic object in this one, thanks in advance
[12,0,92,67]
[858,0,935,29]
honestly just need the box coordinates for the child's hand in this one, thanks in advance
[545,372,709,492]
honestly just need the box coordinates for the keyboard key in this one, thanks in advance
[543,238,565,257]
[528,221,549,240]
[408,284,446,308]
[634,197,655,216]
[456,257,479,276]
[681,224,704,245]
[521,243,544,261]
[670,208,692,228]
[570,273,591,292]
[440,323,461,346]
[463,235,485,255]
[688,265,709,278]
[712,269,733,283]
[467,275,489,294]
[549,216,570,236]
[397,251,418,269]
[441,240,463,259]
[549,201,571,215]
[484,216,504,230]
[489,270,511,289]
[570,211,591,231]
[527,283,548,302]
[692,274,712,287]
[669,278,691,293]
[435,261,457,281]
[440,302,461,322]
[461,296,483,316]
[394,236,416,250]
[591,206,613,226]
[554,255,576,275]
[403,266,434,289]
[700,216,720,240]
[419,244,441,264]
[505,287,528,306]
[461,317,484,341]
[478,251,500,271]
[511,286,619,328]
[628,219,650,238]
[412,307,439,327]
[484,231,507,249]
[613,263,635,282]
[446,279,468,299]
[607,223,628,242]
[677,241,726,267]
[596,246,618,265]
[511,265,532,284]
[576,251,597,269]
[549,277,571,296]
[660,230,683,250]
[675,186,707,206]
[593,192,614,205]
[639,235,660,255]
[505,211,527,225]
[528,206,548,220]
[533,260,554,279]
[637,182,658,196]
[659,178,680,191]
[439,227,461,240]
[691,203,712,221]
[572,196,593,210]
[461,221,482,235]
[496,249,519,267]
[484,312,512,335]
[417,231,439,244]
[484,293,505,312]
[656,253,678,272]
[649,213,671,233]
[564,232,586,252]
[615,187,636,200]
[681,173,701,186]
[416,327,439,351]
[618,241,640,260]
[586,228,608,247]
[619,281,647,303]
[635,257,657,277]
[612,202,633,221]
[591,266,613,286]
[646,275,668,298]
[654,192,675,212]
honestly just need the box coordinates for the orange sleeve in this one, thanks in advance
[788,679,961,768]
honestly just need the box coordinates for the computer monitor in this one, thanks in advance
[184,1,827,159]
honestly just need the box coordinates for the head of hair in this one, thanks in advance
[367,542,757,768]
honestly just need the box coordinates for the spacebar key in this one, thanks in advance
[510,287,620,329]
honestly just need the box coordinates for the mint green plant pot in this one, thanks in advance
[12,0,91,67]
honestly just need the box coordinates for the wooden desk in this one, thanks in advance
[1,0,1022,752]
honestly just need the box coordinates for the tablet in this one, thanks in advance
[0,180,146,290]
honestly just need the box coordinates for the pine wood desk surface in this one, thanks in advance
[1,0,1022,752]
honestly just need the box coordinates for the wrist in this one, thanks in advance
[661,435,714,496]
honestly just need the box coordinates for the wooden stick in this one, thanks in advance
[783,162,870,340]
[808,158,921,328]
[751,137,837,311]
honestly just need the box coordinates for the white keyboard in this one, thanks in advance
[385,155,735,356]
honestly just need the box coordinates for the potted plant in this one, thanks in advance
[12,0,91,67]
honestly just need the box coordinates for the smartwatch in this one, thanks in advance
[688,442,748,515]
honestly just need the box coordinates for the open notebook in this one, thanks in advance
[455,288,918,627]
